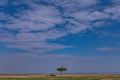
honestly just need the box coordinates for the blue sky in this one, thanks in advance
[0,0,120,74]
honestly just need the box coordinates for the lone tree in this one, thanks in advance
[57,67,67,76]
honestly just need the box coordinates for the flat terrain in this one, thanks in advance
[0,74,120,80]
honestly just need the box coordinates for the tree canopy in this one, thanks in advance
[57,67,67,76]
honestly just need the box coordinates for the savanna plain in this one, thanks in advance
[0,74,120,80]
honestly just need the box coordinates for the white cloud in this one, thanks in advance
[65,23,90,34]
[97,47,120,51]
[4,5,63,32]
[6,42,72,53]
[44,0,99,12]
[0,0,7,6]
[0,13,8,20]
[104,6,120,20]
[70,11,109,22]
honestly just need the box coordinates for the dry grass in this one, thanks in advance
[0,74,120,80]
[0,74,120,78]
[0,74,46,78]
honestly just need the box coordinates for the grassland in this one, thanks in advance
[0,74,120,80]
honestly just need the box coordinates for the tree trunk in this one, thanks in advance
[60,71,62,77]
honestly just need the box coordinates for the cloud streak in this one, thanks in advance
[97,47,120,51]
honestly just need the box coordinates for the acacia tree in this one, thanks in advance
[57,67,67,76]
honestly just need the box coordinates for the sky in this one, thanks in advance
[0,0,120,74]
